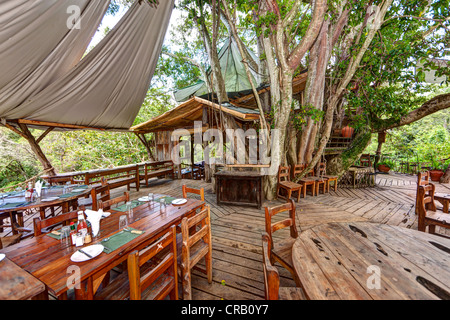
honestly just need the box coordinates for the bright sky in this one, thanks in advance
[89,3,181,49]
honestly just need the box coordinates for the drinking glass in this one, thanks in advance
[119,215,128,229]
[60,226,71,246]
[126,201,133,220]
[148,193,153,202]
[159,198,166,213]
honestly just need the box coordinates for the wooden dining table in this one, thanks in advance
[435,193,450,213]
[0,194,204,300]
[0,185,92,235]
[292,221,450,300]
[0,257,47,300]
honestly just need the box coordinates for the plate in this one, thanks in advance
[70,244,104,262]
[41,197,59,202]
[0,253,5,262]
[138,196,150,202]
[72,188,85,192]
[172,198,187,206]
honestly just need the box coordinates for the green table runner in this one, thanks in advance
[0,201,31,209]
[101,228,145,253]
[114,199,146,212]
[154,195,177,204]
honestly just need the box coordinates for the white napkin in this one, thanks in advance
[35,180,42,197]
[85,209,103,237]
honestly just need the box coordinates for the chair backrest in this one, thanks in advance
[415,171,431,214]
[182,185,205,202]
[318,162,327,175]
[262,232,280,300]
[33,210,79,236]
[98,192,130,211]
[360,154,372,167]
[127,225,178,300]
[291,164,304,180]
[91,182,111,211]
[180,205,212,269]
[292,164,315,178]
[278,166,291,183]
[417,171,430,187]
[417,184,437,213]
[264,199,298,250]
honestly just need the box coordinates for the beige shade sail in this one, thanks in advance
[2,0,174,131]
[0,0,111,114]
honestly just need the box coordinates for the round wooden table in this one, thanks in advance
[0,186,92,235]
[292,221,450,300]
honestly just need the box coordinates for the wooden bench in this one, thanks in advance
[84,164,140,192]
[139,161,174,186]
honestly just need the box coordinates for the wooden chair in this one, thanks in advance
[95,226,178,300]
[33,210,79,236]
[308,165,327,195]
[359,154,372,167]
[178,205,213,300]
[277,166,302,201]
[417,184,449,235]
[182,185,205,202]
[318,162,338,192]
[415,171,430,215]
[264,199,301,286]
[90,178,111,211]
[98,192,130,211]
[0,234,22,249]
[262,232,305,300]
[292,164,315,197]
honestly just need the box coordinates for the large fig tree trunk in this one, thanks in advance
[326,129,372,176]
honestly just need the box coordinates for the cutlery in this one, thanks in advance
[78,249,93,259]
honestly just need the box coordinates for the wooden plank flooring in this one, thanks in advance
[1,172,449,300]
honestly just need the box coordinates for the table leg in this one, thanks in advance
[61,202,69,213]
[9,211,18,235]
[39,207,46,220]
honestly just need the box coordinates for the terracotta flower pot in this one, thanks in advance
[341,126,354,138]
[429,170,444,182]
[377,164,390,173]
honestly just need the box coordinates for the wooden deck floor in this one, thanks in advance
[2,172,450,300]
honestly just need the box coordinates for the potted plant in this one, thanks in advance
[429,159,446,182]
[377,160,395,173]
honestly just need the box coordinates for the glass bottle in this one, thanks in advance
[76,211,88,237]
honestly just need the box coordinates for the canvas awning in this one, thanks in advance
[173,37,261,103]
[0,0,174,131]
[131,96,260,133]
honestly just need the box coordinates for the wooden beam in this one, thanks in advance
[36,127,54,144]
[17,119,105,131]
[0,122,27,139]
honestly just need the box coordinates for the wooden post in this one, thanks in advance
[17,124,56,176]
[134,132,155,161]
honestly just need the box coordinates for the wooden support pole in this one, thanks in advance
[134,132,155,161]
[36,127,54,144]
[17,123,56,176]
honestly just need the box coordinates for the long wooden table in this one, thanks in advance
[0,195,204,300]
[0,185,92,235]
[292,222,450,300]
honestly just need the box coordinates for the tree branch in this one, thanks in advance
[374,92,450,132]
[287,0,327,70]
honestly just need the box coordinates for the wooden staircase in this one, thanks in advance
[324,136,353,155]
